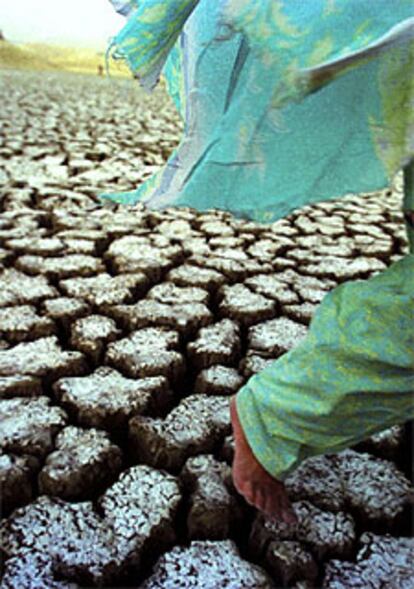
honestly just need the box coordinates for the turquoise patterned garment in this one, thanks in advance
[104,0,414,222]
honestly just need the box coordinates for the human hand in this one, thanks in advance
[230,396,297,525]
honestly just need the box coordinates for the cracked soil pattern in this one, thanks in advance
[0,70,413,588]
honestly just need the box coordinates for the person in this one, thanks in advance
[105,0,414,522]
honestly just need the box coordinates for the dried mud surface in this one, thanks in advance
[0,70,413,588]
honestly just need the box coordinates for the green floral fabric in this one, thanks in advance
[236,253,414,479]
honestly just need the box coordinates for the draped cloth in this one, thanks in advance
[104,0,414,222]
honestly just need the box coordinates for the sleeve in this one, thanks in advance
[108,0,199,90]
[235,253,414,480]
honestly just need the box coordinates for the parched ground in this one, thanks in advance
[0,70,413,589]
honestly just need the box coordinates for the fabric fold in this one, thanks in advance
[108,0,199,91]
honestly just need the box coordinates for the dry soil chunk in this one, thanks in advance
[210,247,249,262]
[182,236,212,256]
[199,220,235,237]
[69,315,120,363]
[248,318,308,358]
[106,237,177,280]
[158,219,194,241]
[54,228,108,245]
[219,284,275,327]
[293,216,319,235]
[106,327,184,381]
[272,257,297,271]
[347,223,388,240]
[0,468,181,585]
[0,305,56,343]
[109,299,212,337]
[5,236,65,256]
[0,269,58,307]
[189,255,249,282]
[0,549,79,589]
[0,453,39,514]
[287,449,413,527]
[357,237,394,259]
[54,367,171,429]
[332,449,413,526]
[129,394,230,471]
[99,465,181,564]
[167,264,226,292]
[0,496,119,587]
[247,238,292,261]
[209,236,246,249]
[245,274,300,306]
[194,365,244,396]
[38,426,122,500]
[0,336,87,380]
[304,256,386,281]
[312,243,354,259]
[0,374,42,399]
[181,455,242,540]
[41,297,90,330]
[63,238,98,256]
[187,319,241,369]
[284,302,320,325]
[289,273,337,292]
[239,353,276,379]
[270,219,298,237]
[295,285,328,304]
[285,455,346,513]
[60,272,149,308]
[140,540,274,589]
[250,501,356,562]
[16,254,104,279]
[323,533,414,589]
[296,503,355,560]
[0,396,67,457]
[147,282,209,306]
[264,541,318,587]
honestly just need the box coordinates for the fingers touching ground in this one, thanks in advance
[230,396,297,524]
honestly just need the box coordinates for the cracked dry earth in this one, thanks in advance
[0,69,413,589]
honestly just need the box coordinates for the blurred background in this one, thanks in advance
[0,0,129,75]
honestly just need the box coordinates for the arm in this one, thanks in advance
[232,253,414,516]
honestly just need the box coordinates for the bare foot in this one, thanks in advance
[230,396,297,524]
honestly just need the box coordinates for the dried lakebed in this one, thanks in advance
[0,70,413,588]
